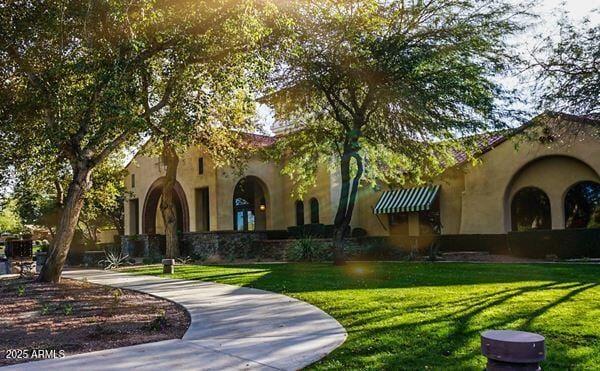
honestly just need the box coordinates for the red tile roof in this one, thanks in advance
[240,132,277,148]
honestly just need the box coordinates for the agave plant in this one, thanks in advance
[99,250,130,270]
[176,256,192,265]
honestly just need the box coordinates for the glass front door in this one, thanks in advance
[235,209,255,231]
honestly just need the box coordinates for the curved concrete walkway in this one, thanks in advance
[3,269,347,371]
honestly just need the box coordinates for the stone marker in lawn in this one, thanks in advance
[162,259,175,274]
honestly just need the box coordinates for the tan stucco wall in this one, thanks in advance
[505,155,599,230]
[97,229,118,244]
[124,117,600,240]
[124,146,219,235]
[459,124,600,234]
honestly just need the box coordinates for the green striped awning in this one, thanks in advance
[373,185,440,214]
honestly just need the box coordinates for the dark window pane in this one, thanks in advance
[310,198,319,224]
[296,201,304,226]
[511,187,551,231]
[565,181,600,229]
[198,158,204,175]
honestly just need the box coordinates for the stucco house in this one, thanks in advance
[123,113,600,255]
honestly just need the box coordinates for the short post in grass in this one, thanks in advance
[481,330,545,371]
[162,259,175,274]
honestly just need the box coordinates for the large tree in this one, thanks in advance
[0,0,270,282]
[140,10,273,258]
[266,0,528,263]
[9,153,126,245]
[534,10,599,116]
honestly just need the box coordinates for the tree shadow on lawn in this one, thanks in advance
[212,262,600,293]
[320,281,599,370]
[206,263,599,370]
[128,262,600,369]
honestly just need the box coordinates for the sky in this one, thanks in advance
[500,0,600,119]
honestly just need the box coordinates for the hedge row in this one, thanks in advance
[439,229,600,258]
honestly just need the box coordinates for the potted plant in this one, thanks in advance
[36,242,50,267]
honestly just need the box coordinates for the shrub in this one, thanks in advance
[176,256,192,265]
[265,230,290,240]
[204,253,223,264]
[142,251,164,265]
[62,303,73,316]
[288,224,336,239]
[145,309,168,332]
[346,237,405,261]
[99,250,130,270]
[287,238,330,262]
[67,230,86,265]
[351,228,368,238]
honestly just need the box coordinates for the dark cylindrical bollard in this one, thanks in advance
[162,259,175,274]
[481,330,545,371]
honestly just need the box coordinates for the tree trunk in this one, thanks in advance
[113,218,125,237]
[39,165,92,283]
[160,140,180,259]
[332,142,364,265]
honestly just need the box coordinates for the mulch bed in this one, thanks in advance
[0,275,190,366]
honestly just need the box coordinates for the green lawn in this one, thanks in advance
[126,262,600,370]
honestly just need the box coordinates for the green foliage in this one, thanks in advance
[40,303,50,315]
[99,250,130,270]
[142,251,164,265]
[350,228,367,238]
[0,199,22,233]
[266,0,530,235]
[287,238,330,262]
[145,309,168,332]
[79,155,128,239]
[287,224,335,239]
[62,303,73,316]
[16,284,25,297]
[176,256,192,265]
[345,237,405,261]
[0,0,278,280]
[535,10,600,116]
[111,288,124,305]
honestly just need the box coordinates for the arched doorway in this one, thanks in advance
[142,177,190,234]
[510,187,551,231]
[233,176,268,231]
[564,181,600,229]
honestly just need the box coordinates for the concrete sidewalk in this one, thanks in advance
[2,269,347,371]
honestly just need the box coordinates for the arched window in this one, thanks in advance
[564,181,600,229]
[511,187,551,231]
[295,200,304,226]
[310,198,320,224]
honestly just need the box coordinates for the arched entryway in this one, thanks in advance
[142,177,190,234]
[233,176,268,231]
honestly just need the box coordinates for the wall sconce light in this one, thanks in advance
[259,198,266,211]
